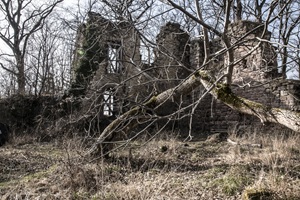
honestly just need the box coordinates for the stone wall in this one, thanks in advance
[151,22,191,92]
[184,21,299,132]
[270,80,300,111]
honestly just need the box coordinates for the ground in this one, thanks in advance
[0,131,299,199]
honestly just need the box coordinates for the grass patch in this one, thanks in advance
[211,165,254,195]
[0,131,299,199]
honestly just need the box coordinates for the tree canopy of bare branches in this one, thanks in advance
[0,0,63,95]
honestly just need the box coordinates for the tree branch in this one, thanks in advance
[165,0,222,37]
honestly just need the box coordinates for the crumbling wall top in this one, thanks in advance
[229,20,271,40]
[153,21,191,83]
[156,22,188,43]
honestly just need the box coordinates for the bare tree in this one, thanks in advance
[0,0,63,95]
[27,21,57,95]
[25,14,73,96]
[277,0,300,78]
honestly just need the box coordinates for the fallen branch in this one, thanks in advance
[227,138,262,148]
[88,70,300,156]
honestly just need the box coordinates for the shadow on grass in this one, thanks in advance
[106,155,230,173]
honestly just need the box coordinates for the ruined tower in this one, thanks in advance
[71,12,144,117]
[229,21,280,83]
[153,22,191,91]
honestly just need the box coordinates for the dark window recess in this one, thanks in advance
[107,42,122,73]
[242,59,247,68]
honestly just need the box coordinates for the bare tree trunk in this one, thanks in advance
[235,0,242,20]
[17,69,25,95]
[281,40,288,79]
[255,0,266,22]
[15,52,26,95]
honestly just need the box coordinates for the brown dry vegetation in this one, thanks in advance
[0,130,299,200]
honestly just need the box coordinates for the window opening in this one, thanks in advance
[107,42,122,73]
[103,89,114,116]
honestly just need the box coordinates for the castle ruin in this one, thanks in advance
[71,13,300,134]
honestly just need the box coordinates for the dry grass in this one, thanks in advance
[0,130,299,199]
[225,130,300,199]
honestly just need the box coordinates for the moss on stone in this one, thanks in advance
[242,188,273,200]
[70,21,107,96]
